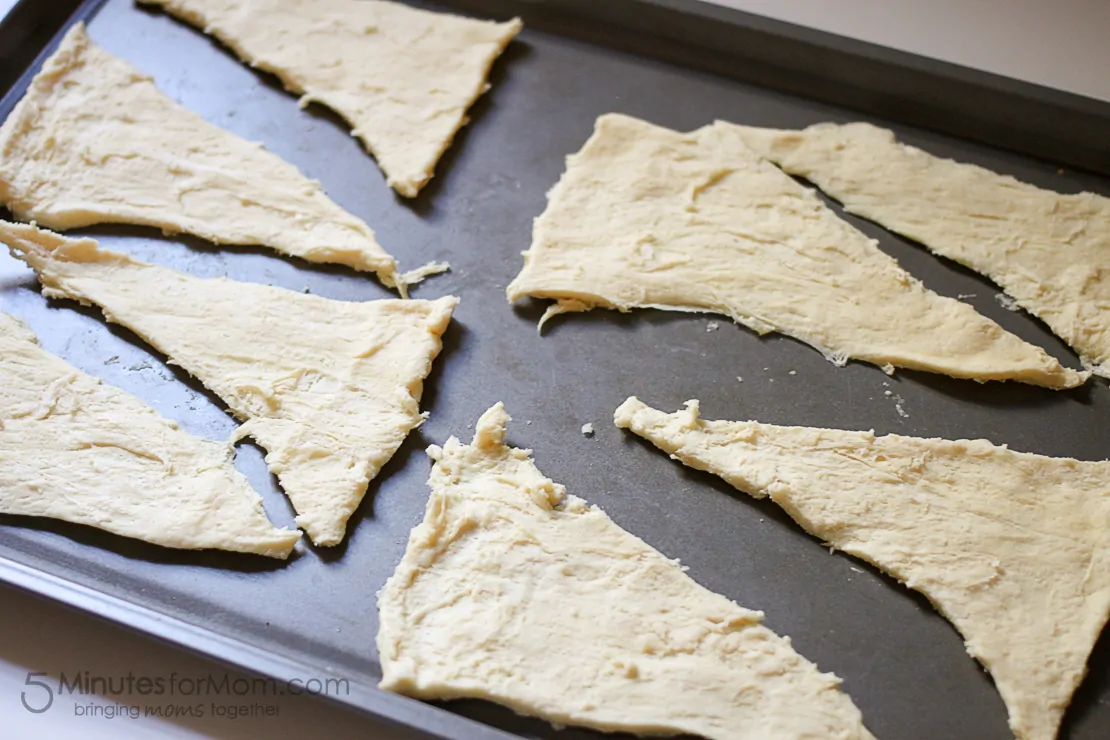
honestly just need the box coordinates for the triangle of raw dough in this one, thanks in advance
[507,113,1086,389]
[615,396,1110,740]
[140,0,522,198]
[0,23,416,291]
[732,122,1110,379]
[0,312,299,557]
[2,221,458,547]
[377,403,875,739]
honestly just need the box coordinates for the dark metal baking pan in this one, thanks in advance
[1,0,1108,738]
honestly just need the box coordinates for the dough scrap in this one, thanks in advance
[0,23,413,291]
[377,403,874,740]
[2,222,457,547]
[0,312,299,558]
[615,396,1110,740]
[734,122,1110,378]
[139,0,522,198]
[507,114,1085,389]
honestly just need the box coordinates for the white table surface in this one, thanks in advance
[715,0,1110,102]
[2,1,1108,738]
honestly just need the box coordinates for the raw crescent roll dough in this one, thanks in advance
[615,396,1110,740]
[2,221,457,547]
[139,0,522,198]
[0,23,423,292]
[0,312,299,558]
[377,403,875,740]
[733,122,1110,377]
[507,114,1085,389]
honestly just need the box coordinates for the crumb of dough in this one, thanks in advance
[706,321,719,331]
[581,423,595,436]
[995,293,1021,312]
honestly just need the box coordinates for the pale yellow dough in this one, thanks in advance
[0,312,299,558]
[507,114,1085,389]
[377,403,875,740]
[139,0,522,198]
[0,24,419,291]
[734,122,1110,378]
[2,222,457,547]
[615,397,1110,740]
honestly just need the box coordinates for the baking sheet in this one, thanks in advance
[0,0,1108,738]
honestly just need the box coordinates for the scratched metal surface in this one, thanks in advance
[0,0,1108,738]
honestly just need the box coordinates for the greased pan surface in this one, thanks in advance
[0,1,1108,738]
